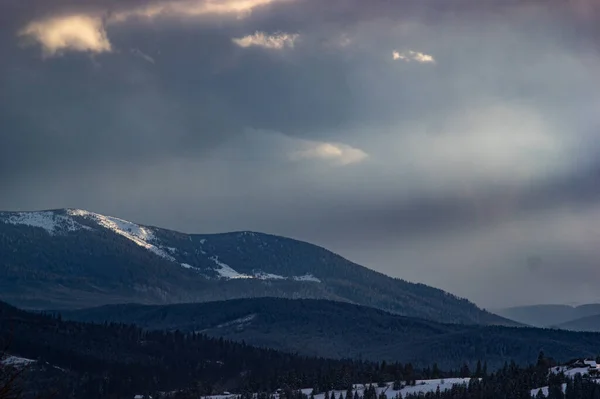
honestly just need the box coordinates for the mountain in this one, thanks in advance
[0,209,515,326]
[493,304,600,327]
[57,297,600,370]
[554,314,600,332]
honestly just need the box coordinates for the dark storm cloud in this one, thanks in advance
[3,0,600,307]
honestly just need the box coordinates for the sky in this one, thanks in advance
[2,0,600,309]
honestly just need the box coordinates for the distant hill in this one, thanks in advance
[554,314,600,332]
[58,297,600,370]
[493,304,600,327]
[0,209,516,326]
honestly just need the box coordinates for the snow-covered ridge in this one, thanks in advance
[67,209,177,262]
[1,209,323,283]
[0,210,89,235]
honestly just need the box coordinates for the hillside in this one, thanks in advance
[0,299,410,398]
[494,304,600,327]
[554,314,600,332]
[58,297,600,370]
[0,209,514,326]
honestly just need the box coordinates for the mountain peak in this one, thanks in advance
[0,208,322,285]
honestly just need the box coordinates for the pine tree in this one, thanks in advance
[460,364,470,378]
[432,363,440,379]
[346,385,353,399]
[474,361,482,378]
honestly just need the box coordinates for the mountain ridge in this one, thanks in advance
[553,314,600,332]
[0,208,515,326]
[493,304,600,327]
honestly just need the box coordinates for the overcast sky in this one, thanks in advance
[2,0,600,309]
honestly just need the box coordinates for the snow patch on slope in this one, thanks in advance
[255,272,286,280]
[216,314,257,328]
[208,256,321,282]
[67,209,177,262]
[292,274,321,283]
[1,355,36,368]
[210,256,253,279]
[531,383,567,397]
[1,211,88,235]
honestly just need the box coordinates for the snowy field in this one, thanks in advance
[530,360,600,397]
[200,379,472,399]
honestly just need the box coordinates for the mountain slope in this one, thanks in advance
[554,314,600,332]
[0,208,514,325]
[58,297,600,370]
[494,304,600,327]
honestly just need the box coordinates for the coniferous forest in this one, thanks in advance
[2,295,600,399]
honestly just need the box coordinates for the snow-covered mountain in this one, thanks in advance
[0,209,515,325]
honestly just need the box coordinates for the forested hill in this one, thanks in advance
[3,299,600,399]
[0,208,514,326]
[58,297,600,370]
[0,299,433,398]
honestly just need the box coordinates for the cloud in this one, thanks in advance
[108,0,288,23]
[291,142,368,166]
[232,31,299,49]
[393,50,435,63]
[19,0,290,56]
[19,15,111,56]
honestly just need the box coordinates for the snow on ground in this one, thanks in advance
[531,360,600,396]
[255,272,286,280]
[1,211,88,235]
[68,209,179,263]
[1,355,36,368]
[216,314,257,328]
[181,263,202,271]
[209,257,322,282]
[201,379,472,399]
[292,274,322,283]
[531,383,567,397]
[550,364,600,377]
[211,256,254,279]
